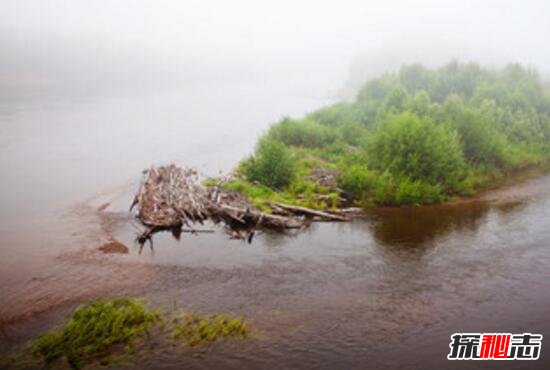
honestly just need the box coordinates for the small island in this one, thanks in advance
[222,61,550,209]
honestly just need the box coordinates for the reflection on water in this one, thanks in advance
[369,202,490,248]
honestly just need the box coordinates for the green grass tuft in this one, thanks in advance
[172,312,249,347]
[31,297,161,369]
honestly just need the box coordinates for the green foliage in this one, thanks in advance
[232,62,550,207]
[227,152,341,211]
[441,95,513,167]
[381,86,409,115]
[267,117,340,148]
[20,298,253,370]
[31,298,160,369]
[172,312,249,347]
[339,164,378,200]
[243,138,296,189]
[371,174,444,206]
[356,76,400,125]
[307,102,362,127]
[367,112,466,192]
[407,90,432,116]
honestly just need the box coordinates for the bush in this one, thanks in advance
[243,138,295,189]
[307,102,362,127]
[338,121,368,146]
[267,117,340,148]
[339,164,378,200]
[368,112,467,192]
[442,96,513,168]
[394,177,443,205]
[369,174,443,206]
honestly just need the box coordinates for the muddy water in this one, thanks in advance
[1,88,550,369]
[0,83,330,324]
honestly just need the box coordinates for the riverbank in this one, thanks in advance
[224,63,550,210]
[212,157,550,220]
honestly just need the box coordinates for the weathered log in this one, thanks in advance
[269,202,348,221]
[217,204,305,229]
[335,207,364,215]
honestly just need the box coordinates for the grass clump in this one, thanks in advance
[31,297,160,369]
[172,312,249,347]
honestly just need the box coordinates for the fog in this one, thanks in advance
[2,0,550,99]
[2,4,550,368]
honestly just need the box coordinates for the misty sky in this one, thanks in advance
[1,0,550,96]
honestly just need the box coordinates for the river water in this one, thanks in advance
[0,84,549,369]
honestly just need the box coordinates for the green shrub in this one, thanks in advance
[339,164,378,200]
[267,117,340,148]
[394,177,443,205]
[338,121,368,146]
[369,174,443,206]
[242,138,295,189]
[442,95,513,168]
[307,102,362,127]
[407,90,432,116]
[371,172,397,205]
[367,112,467,192]
[380,86,409,115]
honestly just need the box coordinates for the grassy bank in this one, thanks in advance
[222,62,550,208]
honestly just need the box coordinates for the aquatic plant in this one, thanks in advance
[31,297,160,369]
[18,298,252,369]
[172,311,249,346]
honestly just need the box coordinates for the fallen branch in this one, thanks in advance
[269,202,348,221]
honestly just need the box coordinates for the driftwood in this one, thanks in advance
[131,165,308,243]
[269,202,348,221]
[131,164,363,244]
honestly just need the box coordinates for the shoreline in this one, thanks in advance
[225,159,550,220]
[363,159,550,213]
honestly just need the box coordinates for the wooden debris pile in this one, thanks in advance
[131,164,329,243]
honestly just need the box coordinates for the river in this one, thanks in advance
[0,84,549,369]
